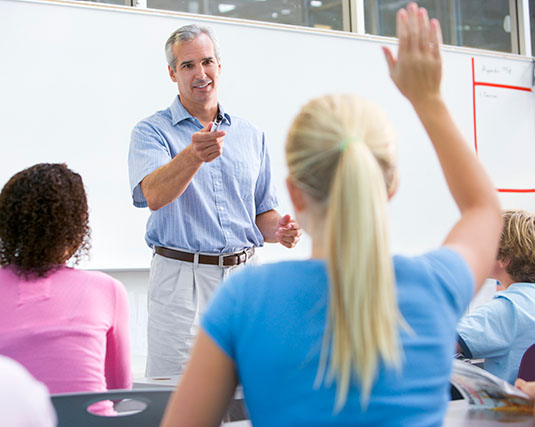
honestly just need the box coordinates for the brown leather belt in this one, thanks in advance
[154,246,255,267]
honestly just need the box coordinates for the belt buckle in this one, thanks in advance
[220,249,250,267]
[237,252,247,265]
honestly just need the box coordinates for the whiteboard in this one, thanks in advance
[1,0,534,270]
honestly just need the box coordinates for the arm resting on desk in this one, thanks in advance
[456,334,473,359]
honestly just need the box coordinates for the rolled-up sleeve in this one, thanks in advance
[254,132,278,215]
[128,121,172,208]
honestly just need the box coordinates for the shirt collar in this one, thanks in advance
[171,95,232,127]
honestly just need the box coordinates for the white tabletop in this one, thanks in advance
[444,400,535,426]
[133,376,244,399]
[134,377,535,426]
[223,421,252,427]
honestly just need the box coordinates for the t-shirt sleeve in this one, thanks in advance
[457,296,516,358]
[253,132,279,215]
[128,120,173,208]
[423,247,475,319]
[105,278,133,390]
[201,269,249,361]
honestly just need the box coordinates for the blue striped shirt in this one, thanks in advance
[128,96,278,254]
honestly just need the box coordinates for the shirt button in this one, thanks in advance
[220,206,225,211]
[215,181,219,186]
[226,231,230,236]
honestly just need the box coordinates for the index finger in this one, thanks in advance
[396,8,409,53]
[195,130,226,140]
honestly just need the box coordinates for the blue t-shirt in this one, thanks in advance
[457,282,535,384]
[202,248,473,426]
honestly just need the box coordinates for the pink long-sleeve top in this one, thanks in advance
[0,266,132,394]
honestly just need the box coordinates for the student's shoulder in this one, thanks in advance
[395,247,474,311]
[225,259,325,291]
[62,268,125,293]
[495,282,535,303]
[212,260,326,317]
[394,247,472,279]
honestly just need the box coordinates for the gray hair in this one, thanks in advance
[165,24,221,71]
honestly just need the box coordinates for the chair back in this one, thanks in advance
[517,343,535,381]
[51,388,173,427]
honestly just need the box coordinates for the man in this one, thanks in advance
[128,24,301,376]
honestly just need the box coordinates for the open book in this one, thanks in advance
[451,359,534,412]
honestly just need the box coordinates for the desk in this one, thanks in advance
[209,401,535,426]
[133,375,244,399]
[133,376,247,421]
[445,400,535,426]
[133,375,179,389]
[223,422,251,427]
[133,378,535,426]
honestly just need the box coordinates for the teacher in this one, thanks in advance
[128,24,301,376]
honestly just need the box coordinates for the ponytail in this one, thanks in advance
[287,94,403,411]
[319,140,401,410]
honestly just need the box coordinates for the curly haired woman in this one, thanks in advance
[0,163,132,411]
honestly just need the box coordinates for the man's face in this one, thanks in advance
[168,33,221,109]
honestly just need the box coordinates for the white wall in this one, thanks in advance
[3,0,535,272]
[2,0,534,376]
[105,269,149,377]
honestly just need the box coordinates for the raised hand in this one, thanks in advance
[382,2,443,107]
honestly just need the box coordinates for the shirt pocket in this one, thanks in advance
[234,160,257,202]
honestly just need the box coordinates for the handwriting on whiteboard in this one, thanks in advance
[479,90,498,99]
[473,57,535,192]
[480,64,512,76]
[474,58,532,88]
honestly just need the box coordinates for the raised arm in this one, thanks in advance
[141,125,225,211]
[383,3,502,292]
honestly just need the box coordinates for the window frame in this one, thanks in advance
[126,0,533,56]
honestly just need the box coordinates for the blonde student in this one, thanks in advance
[161,3,502,426]
[457,209,535,384]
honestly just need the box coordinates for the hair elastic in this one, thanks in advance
[340,137,357,152]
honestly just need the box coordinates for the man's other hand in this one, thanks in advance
[275,214,302,249]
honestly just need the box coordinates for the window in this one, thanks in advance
[531,0,535,55]
[76,0,532,55]
[146,0,344,31]
[82,0,129,5]
[364,0,513,53]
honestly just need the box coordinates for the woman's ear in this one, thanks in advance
[387,173,399,200]
[286,178,307,212]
